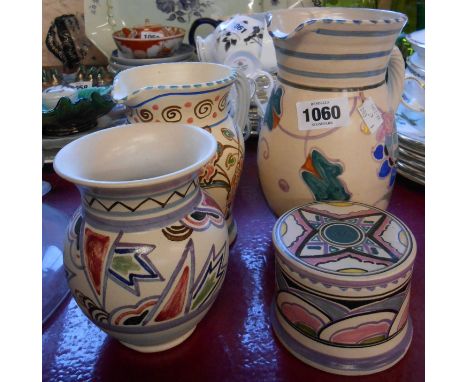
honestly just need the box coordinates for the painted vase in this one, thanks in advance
[112,62,250,244]
[54,123,229,352]
[271,201,417,375]
[258,8,407,216]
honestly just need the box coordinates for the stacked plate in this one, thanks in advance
[396,103,425,185]
[108,43,195,73]
[396,29,425,186]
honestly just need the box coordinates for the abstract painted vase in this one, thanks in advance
[258,8,407,216]
[271,201,417,375]
[112,62,251,244]
[54,123,229,352]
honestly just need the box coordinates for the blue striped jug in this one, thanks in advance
[258,7,407,216]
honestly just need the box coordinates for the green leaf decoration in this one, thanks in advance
[221,128,235,140]
[264,85,283,131]
[111,256,140,275]
[191,274,216,310]
[200,179,231,191]
[225,153,236,170]
[300,150,350,201]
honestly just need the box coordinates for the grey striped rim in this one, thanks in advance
[277,76,386,92]
[278,63,387,79]
[276,47,393,60]
[316,28,402,37]
[267,8,407,40]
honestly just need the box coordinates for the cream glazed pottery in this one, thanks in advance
[258,8,407,216]
[271,201,417,375]
[112,63,250,244]
[54,123,229,352]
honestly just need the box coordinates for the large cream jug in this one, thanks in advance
[258,8,407,216]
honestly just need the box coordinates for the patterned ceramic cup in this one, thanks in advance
[54,123,229,352]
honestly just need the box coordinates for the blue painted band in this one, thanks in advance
[316,28,401,37]
[86,283,222,334]
[84,186,199,218]
[83,191,202,233]
[276,47,392,60]
[208,113,230,128]
[277,76,386,92]
[278,63,387,79]
[131,83,232,108]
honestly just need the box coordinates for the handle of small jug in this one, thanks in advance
[401,76,425,112]
[188,18,222,47]
[233,70,251,141]
[387,46,406,112]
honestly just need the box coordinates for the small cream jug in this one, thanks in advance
[258,7,407,216]
[112,63,250,243]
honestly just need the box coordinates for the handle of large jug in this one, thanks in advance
[233,70,251,141]
[249,70,275,117]
[188,18,222,47]
[387,46,406,112]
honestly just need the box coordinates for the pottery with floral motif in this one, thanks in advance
[112,62,250,244]
[54,123,229,352]
[257,8,407,216]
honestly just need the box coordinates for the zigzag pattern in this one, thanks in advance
[85,180,196,213]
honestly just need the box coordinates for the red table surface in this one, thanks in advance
[42,138,425,382]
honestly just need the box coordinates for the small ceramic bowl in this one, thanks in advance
[112,25,185,59]
[42,87,115,137]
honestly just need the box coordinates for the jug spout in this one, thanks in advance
[267,7,407,40]
[267,7,407,91]
[111,75,131,103]
[195,35,215,63]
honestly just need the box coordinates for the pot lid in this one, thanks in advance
[273,202,417,290]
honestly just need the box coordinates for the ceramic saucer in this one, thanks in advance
[111,43,194,66]
[398,151,425,171]
[396,104,425,144]
[397,162,425,185]
[395,102,425,185]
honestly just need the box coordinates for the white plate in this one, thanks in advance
[397,154,425,172]
[398,145,425,163]
[399,132,425,152]
[397,162,425,186]
[396,102,425,156]
[111,43,194,65]
[108,55,193,72]
[396,103,425,144]
[397,168,425,186]
[84,0,293,58]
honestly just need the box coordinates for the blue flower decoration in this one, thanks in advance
[373,141,397,187]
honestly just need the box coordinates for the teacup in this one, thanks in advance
[401,64,425,113]
[401,29,425,113]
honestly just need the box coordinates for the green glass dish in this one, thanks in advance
[42,87,115,137]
